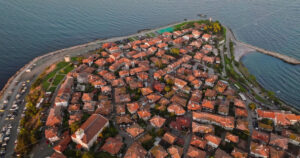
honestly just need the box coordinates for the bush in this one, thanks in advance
[248,103,256,111]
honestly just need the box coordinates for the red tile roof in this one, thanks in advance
[162,132,177,144]
[190,135,207,149]
[150,115,166,128]
[250,141,269,158]
[101,136,124,155]
[126,124,144,138]
[187,145,206,158]
[269,133,289,150]
[252,130,270,144]
[72,114,108,144]
[124,142,147,158]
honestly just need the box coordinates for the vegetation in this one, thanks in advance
[100,124,118,139]
[248,102,256,111]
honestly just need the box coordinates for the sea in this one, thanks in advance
[0,0,299,108]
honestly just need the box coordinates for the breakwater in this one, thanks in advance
[238,41,300,65]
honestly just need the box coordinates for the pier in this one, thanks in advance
[227,27,300,65]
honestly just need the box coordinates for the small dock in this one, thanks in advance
[238,41,300,65]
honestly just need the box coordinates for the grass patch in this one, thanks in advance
[52,75,65,86]
[59,64,74,74]
[48,87,57,93]
[42,81,50,90]
[149,32,156,37]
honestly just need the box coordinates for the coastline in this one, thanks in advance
[226,27,300,113]
[0,19,299,114]
[0,19,189,101]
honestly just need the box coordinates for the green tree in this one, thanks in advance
[82,152,94,158]
[70,121,80,133]
[170,48,180,56]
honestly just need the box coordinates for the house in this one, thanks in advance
[218,102,229,116]
[269,133,289,150]
[192,30,201,39]
[192,122,214,134]
[251,130,270,144]
[204,89,217,100]
[225,132,239,144]
[170,117,191,131]
[83,102,96,113]
[50,152,66,158]
[215,80,228,93]
[167,103,186,116]
[126,124,144,138]
[82,93,93,102]
[171,95,188,107]
[202,99,215,111]
[46,106,62,127]
[202,34,211,41]
[116,115,133,125]
[53,132,71,153]
[190,135,207,149]
[137,110,151,120]
[70,92,82,104]
[115,104,126,115]
[187,100,201,111]
[55,76,73,107]
[235,108,248,118]
[256,109,300,126]
[71,114,109,150]
[205,134,221,148]
[203,44,213,51]
[269,146,286,158]
[150,115,166,128]
[45,127,60,143]
[214,149,232,158]
[96,100,112,116]
[186,145,206,158]
[174,78,187,89]
[150,145,168,158]
[236,119,249,132]
[231,147,248,158]
[250,142,269,158]
[127,102,140,114]
[234,99,246,109]
[124,142,147,158]
[101,135,123,155]
[193,112,235,130]
[281,129,300,145]
[205,75,218,87]
[77,72,89,84]
[167,146,183,158]
[147,93,162,103]
[153,82,165,92]
[69,112,82,125]
[162,132,177,145]
[68,104,80,114]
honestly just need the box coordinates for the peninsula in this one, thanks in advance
[0,19,300,158]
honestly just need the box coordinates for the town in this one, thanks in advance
[3,20,300,158]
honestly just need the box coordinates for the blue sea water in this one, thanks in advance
[0,0,299,107]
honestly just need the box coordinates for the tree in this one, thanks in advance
[248,103,256,111]
[170,48,180,56]
[70,121,80,133]
[82,152,94,158]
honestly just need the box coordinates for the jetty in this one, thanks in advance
[226,27,300,65]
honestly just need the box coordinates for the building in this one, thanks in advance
[55,76,74,107]
[71,114,109,150]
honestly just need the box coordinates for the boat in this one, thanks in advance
[197,14,207,18]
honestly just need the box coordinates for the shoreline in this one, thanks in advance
[0,19,299,113]
[227,27,300,64]
[226,27,300,113]
[0,19,190,101]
